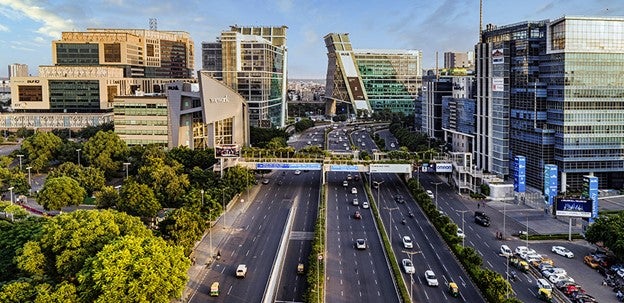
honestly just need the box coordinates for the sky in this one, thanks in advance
[1,0,623,79]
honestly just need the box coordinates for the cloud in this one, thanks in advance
[0,23,8,32]
[0,0,74,38]
[11,44,35,51]
[275,0,293,12]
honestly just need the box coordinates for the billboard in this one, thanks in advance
[582,175,599,222]
[256,163,322,170]
[492,48,504,64]
[215,144,240,158]
[435,163,453,173]
[369,164,411,174]
[513,156,526,193]
[555,198,593,218]
[492,78,504,92]
[329,165,359,172]
[543,164,558,206]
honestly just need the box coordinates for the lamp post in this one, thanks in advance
[222,187,229,229]
[503,202,506,241]
[114,185,121,193]
[202,189,212,259]
[16,154,23,171]
[26,167,32,195]
[7,186,14,205]
[123,162,131,179]
[432,181,443,210]
[384,206,398,244]
[76,149,81,166]
[456,210,468,248]
[376,180,385,207]
[402,250,422,301]
[526,214,529,248]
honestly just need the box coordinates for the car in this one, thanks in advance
[362,201,369,209]
[352,198,359,206]
[390,143,396,148]
[294,170,301,175]
[402,236,413,249]
[402,259,415,274]
[537,278,552,291]
[457,228,465,239]
[551,246,574,258]
[347,174,352,180]
[361,142,366,146]
[261,179,270,184]
[306,141,311,145]
[356,238,366,250]
[523,253,542,263]
[354,175,360,181]
[515,246,530,256]
[426,190,434,199]
[343,180,348,187]
[351,187,357,194]
[500,245,513,257]
[474,211,490,226]
[583,255,600,268]
[354,211,361,219]
[549,273,574,284]
[236,264,247,278]
[394,194,405,203]
[424,270,439,286]
[542,267,566,278]
[343,143,347,147]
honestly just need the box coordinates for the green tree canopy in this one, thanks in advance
[118,180,161,218]
[49,162,105,196]
[166,147,216,172]
[21,131,63,172]
[38,176,86,211]
[0,217,45,283]
[82,131,129,177]
[77,235,189,303]
[94,186,119,209]
[159,207,204,255]
[137,156,189,207]
[585,213,624,260]
[294,118,315,132]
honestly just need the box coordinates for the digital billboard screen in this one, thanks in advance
[555,198,593,218]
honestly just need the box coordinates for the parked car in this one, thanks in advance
[402,259,415,274]
[584,255,600,269]
[424,270,439,286]
[552,246,574,258]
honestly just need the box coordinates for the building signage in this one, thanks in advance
[26,80,40,84]
[513,156,526,193]
[492,48,504,64]
[215,144,240,158]
[555,198,593,218]
[582,175,599,222]
[207,96,229,103]
[435,163,452,173]
[492,78,504,92]
[369,164,411,174]
[543,164,558,206]
[256,163,322,170]
[329,165,359,172]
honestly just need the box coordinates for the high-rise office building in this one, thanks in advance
[202,25,288,128]
[421,76,452,140]
[5,28,195,130]
[8,64,28,78]
[444,52,473,69]
[442,76,476,153]
[324,33,422,117]
[476,16,624,190]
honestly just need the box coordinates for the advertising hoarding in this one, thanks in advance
[215,144,240,158]
[543,164,558,206]
[582,175,599,222]
[329,165,359,172]
[492,48,504,64]
[555,198,593,218]
[435,163,452,173]
[513,156,526,193]
[492,78,504,92]
[369,164,411,174]
[256,163,322,170]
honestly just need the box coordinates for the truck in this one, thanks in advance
[236,264,247,278]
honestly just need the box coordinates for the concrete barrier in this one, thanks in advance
[262,205,296,303]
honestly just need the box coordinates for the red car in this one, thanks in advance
[354,211,361,219]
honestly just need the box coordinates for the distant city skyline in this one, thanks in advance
[0,0,622,78]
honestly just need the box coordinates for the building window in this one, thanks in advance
[18,86,43,102]
[104,43,121,63]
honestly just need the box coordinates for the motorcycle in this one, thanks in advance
[408,212,414,218]
[401,219,406,225]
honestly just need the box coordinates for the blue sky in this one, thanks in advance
[1,0,623,78]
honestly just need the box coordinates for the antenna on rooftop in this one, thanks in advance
[149,18,158,31]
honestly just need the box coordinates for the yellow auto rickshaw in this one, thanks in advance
[210,282,220,297]
[297,263,305,275]
[448,282,459,298]
[537,288,552,302]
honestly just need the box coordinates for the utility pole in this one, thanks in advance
[26,167,32,195]
[402,250,422,302]
[76,149,81,166]
[384,206,399,244]
[123,162,131,179]
[16,154,23,171]
[456,210,468,247]
[432,181,443,210]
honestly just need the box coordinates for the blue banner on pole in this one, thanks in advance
[544,164,558,206]
[514,156,526,193]
[582,175,599,222]
[256,163,322,170]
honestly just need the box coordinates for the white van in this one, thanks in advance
[351,187,358,194]
[343,181,348,187]
[536,278,552,291]
[500,245,512,257]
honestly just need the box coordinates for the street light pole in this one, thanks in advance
[202,189,211,259]
[26,167,32,195]
[402,250,422,302]
[7,187,14,205]
[526,214,529,248]
[384,206,398,245]
[16,154,23,171]
[503,202,506,240]
[123,162,131,179]
[456,210,468,248]
[432,181,443,210]
[76,149,81,166]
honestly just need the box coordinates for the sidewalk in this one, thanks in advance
[182,181,264,301]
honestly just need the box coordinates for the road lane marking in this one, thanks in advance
[487,260,493,268]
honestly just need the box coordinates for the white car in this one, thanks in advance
[457,228,465,239]
[523,253,542,263]
[426,190,434,199]
[362,201,369,209]
[351,187,357,194]
[551,246,574,258]
[542,267,566,278]
[515,246,536,256]
[294,170,301,175]
[549,273,574,284]
[356,239,366,250]
[352,198,359,206]
[390,143,396,148]
[402,236,413,249]
[424,270,439,286]
[402,259,415,274]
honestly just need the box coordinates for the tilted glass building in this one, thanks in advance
[202,26,288,128]
[476,16,624,190]
[324,33,421,117]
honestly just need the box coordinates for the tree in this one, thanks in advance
[94,186,119,209]
[266,137,287,150]
[77,235,189,303]
[167,147,216,172]
[585,213,624,260]
[0,167,30,196]
[49,162,105,196]
[82,131,128,177]
[55,140,82,165]
[37,176,86,211]
[249,126,289,148]
[221,165,255,194]
[118,180,161,218]
[0,217,45,282]
[159,207,204,255]
[137,156,189,208]
[294,118,315,132]
[21,131,63,172]
[0,280,36,303]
